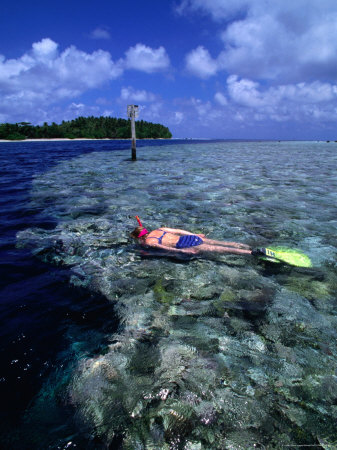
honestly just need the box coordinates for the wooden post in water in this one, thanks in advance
[127,105,139,161]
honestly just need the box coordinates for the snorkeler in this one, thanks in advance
[131,217,252,256]
[130,217,313,267]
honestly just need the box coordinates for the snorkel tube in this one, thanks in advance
[135,216,149,238]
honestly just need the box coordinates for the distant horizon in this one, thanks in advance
[2,0,337,140]
[2,136,336,143]
[1,116,336,143]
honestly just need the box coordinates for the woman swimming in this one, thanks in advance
[130,225,252,256]
[130,218,313,266]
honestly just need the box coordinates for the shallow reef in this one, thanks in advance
[18,142,337,448]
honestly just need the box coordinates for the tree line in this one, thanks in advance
[0,116,172,140]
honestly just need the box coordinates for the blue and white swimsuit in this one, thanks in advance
[176,234,203,249]
[147,230,203,249]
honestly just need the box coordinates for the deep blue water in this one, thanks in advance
[0,140,336,449]
[0,139,204,448]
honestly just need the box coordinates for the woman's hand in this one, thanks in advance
[197,234,206,238]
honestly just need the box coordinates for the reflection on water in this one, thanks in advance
[18,142,337,448]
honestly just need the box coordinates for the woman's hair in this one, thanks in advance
[130,226,146,239]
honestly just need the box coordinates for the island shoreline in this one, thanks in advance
[0,138,170,143]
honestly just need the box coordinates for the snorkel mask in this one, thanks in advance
[135,216,149,238]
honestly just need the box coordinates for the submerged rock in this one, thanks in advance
[17,144,337,448]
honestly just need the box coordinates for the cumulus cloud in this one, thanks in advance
[177,0,249,21]
[190,97,213,117]
[226,75,268,108]
[124,43,170,73]
[214,92,228,106]
[227,75,337,107]
[179,97,223,124]
[174,81,337,137]
[179,0,337,82]
[89,27,111,40]
[120,86,156,103]
[143,102,164,119]
[32,38,59,60]
[0,38,171,123]
[56,102,111,123]
[185,46,218,78]
[224,75,337,124]
[173,111,184,124]
[0,38,123,122]
[177,0,337,136]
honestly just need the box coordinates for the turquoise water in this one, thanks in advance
[18,141,337,448]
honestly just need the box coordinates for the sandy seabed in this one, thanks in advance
[14,140,337,448]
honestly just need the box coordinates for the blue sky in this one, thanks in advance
[1,0,337,139]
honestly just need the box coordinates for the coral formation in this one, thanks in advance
[18,142,337,448]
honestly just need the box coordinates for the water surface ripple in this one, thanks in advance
[3,141,337,448]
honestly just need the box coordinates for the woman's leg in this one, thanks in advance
[199,244,251,255]
[203,238,251,250]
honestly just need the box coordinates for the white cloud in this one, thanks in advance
[56,47,123,89]
[90,27,111,40]
[227,75,337,108]
[7,101,105,125]
[132,102,164,122]
[227,75,268,108]
[190,97,212,117]
[0,38,123,120]
[0,39,171,123]
[179,0,337,82]
[124,43,170,73]
[173,111,184,124]
[176,0,248,21]
[120,86,156,103]
[172,83,337,137]
[176,0,337,136]
[32,38,59,60]
[224,75,337,125]
[102,109,114,117]
[214,92,228,106]
[146,102,163,118]
[168,76,337,136]
[55,103,103,122]
[185,46,218,78]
